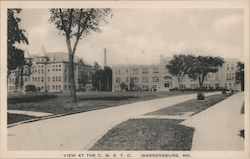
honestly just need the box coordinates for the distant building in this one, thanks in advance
[112,55,241,92]
[8,49,81,93]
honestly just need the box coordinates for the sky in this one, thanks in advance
[17,8,244,66]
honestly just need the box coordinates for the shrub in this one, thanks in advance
[25,85,36,92]
[197,92,205,100]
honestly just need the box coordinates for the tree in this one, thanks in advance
[8,9,29,74]
[129,77,135,91]
[188,55,224,89]
[49,9,112,102]
[92,65,112,91]
[25,85,36,92]
[235,62,244,91]
[102,66,112,91]
[8,9,30,92]
[92,62,102,91]
[166,55,193,90]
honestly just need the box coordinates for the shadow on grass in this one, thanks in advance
[8,95,57,104]
[78,96,138,101]
[90,119,194,151]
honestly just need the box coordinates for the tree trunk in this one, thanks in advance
[66,36,77,102]
[69,54,77,102]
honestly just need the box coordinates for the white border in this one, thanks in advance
[0,1,249,159]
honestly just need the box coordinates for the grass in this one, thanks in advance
[7,113,37,125]
[147,92,234,116]
[90,119,194,150]
[8,95,57,104]
[90,92,235,150]
[8,91,194,117]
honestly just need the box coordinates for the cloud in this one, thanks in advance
[213,15,243,32]
[19,8,244,66]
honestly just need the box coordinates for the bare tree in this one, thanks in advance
[49,9,112,102]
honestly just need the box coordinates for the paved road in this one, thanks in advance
[8,92,219,150]
[181,92,244,150]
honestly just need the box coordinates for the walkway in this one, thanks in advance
[8,92,219,150]
[181,92,244,150]
[8,110,52,117]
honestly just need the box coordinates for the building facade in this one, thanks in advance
[112,55,241,92]
[8,51,80,93]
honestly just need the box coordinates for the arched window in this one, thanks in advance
[164,76,172,80]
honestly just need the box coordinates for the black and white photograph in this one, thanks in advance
[0,0,249,159]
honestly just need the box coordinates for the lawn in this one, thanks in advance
[8,91,195,123]
[90,92,235,150]
[7,113,37,125]
[146,92,234,116]
[90,119,194,150]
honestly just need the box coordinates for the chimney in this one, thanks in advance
[104,48,107,67]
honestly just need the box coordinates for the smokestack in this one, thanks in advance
[104,48,107,67]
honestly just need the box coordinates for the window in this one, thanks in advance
[56,76,58,81]
[191,84,198,88]
[133,69,139,75]
[126,69,129,74]
[133,77,139,83]
[41,77,44,82]
[48,77,50,82]
[116,69,120,75]
[53,76,55,82]
[153,68,159,74]
[180,84,186,89]
[126,77,129,82]
[142,76,148,82]
[231,64,234,70]
[214,74,219,81]
[153,76,159,82]
[226,73,234,81]
[59,76,61,81]
[142,68,148,74]
[142,85,148,90]
[116,77,121,83]
[48,85,50,90]
[227,64,230,70]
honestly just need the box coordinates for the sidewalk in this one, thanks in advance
[181,92,244,151]
[8,92,219,150]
